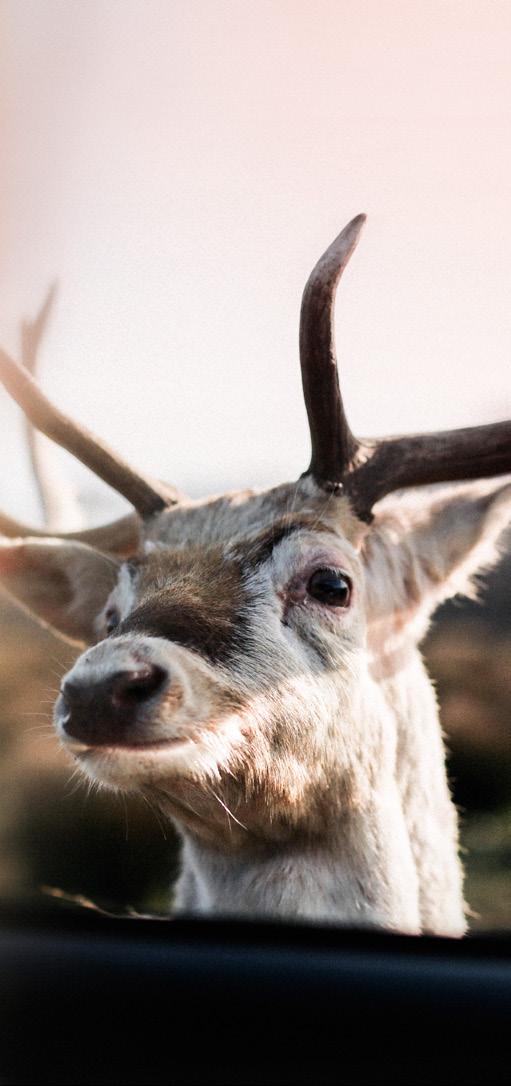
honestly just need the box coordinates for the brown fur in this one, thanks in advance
[118,546,250,664]
[2,478,510,931]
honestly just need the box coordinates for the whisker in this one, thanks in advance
[208,786,248,833]
[22,724,54,734]
[140,792,168,841]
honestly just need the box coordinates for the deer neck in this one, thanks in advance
[174,774,422,933]
[378,649,466,936]
[172,649,465,936]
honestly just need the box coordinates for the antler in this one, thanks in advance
[300,215,364,483]
[0,346,175,519]
[21,283,58,519]
[300,215,511,519]
[0,509,140,558]
[345,423,511,518]
[20,283,88,531]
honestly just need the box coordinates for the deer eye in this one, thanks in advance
[307,568,352,607]
[105,606,120,634]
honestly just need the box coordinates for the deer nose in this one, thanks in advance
[58,662,168,746]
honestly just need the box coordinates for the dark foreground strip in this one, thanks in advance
[0,900,510,1086]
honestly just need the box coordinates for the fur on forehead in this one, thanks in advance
[144,479,365,552]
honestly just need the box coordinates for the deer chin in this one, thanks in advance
[62,710,247,792]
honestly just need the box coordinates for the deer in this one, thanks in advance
[0,215,510,936]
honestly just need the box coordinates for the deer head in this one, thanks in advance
[1,215,510,933]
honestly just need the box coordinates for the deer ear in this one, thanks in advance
[362,481,511,639]
[0,538,121,644]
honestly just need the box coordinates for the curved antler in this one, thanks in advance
[0,510,141,558]
[300,215,365,485]
[345,423,511,519]
[0,347,176,519]
[20,283,88,531]
[300,216,511,519]
[21,282,59,523]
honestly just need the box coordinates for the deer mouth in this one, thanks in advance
[61,710,247,791]
[66,734,195,757]
[63,732,202,789]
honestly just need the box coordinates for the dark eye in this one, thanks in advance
[105,606,120,634]
[307,568,352,608]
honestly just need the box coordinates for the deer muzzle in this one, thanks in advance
[53,634,239,782]
[57,661,169,747]
[54,636,190,752]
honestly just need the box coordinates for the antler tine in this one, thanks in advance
[300,214,511,518]
[346,422,511,520]
[20,283,85,530]
[21,282,58,377]
[300,214,366,488]
[0,509,140,558]
[0,347,174,518]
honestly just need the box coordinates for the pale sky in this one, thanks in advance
[1,0,511,525]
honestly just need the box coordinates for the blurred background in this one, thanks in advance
[0,0,510,928]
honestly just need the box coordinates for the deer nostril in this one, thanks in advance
[60,678,87,708]
[57,661,169,747]
[109,664,168,706]
[59,665,168,721]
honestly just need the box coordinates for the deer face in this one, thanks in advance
[3,473,509,859]
[0,213,510,877]
[49,484,376,847]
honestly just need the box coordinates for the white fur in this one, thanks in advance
[2,478,510,935]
